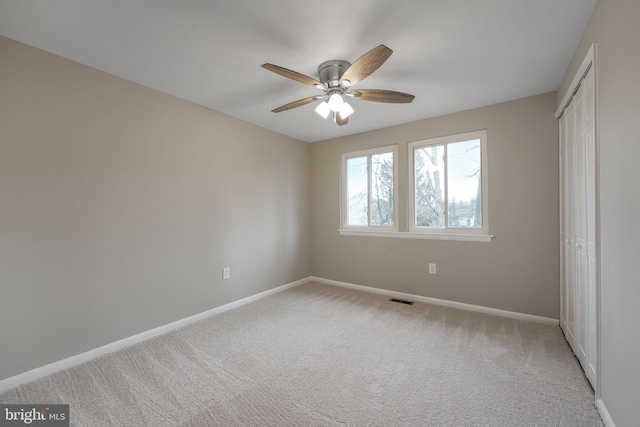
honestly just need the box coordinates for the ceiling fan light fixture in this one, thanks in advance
[262,44,414,127]
[328,93,344,112]
[315,101,331,119]
[338,101,354,119]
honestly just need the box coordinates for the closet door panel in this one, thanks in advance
[584,67,597,385]
[573,82,589,370]
[564,98,576,349]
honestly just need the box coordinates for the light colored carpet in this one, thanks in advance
[0,282,603,426]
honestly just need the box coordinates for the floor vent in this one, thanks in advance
[389,298,415,305]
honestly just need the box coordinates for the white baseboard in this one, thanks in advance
[0,277,311,393]
[310,277,559,326]
[597,399,616,427]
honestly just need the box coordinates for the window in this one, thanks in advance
[341,145,398,230]
[338,132,490,242]
[409,130,488,236]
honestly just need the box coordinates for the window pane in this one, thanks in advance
[414,145,445,227]
[370,152,394,226]
[447,139,482,228]
[346,156,368,226]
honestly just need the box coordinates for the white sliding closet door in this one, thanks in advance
[559,64,597,389]
[560,99,576,349]
[584,68,597,384]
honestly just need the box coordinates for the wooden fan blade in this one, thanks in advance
[352,89,415,103]
[262,63,321,86]
[271,96,316,113]
[335,111,349,126]
[340,45,393,86]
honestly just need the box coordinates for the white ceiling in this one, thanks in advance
[0,0,596,143]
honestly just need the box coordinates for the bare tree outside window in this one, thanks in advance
[344,148,396,228]
[414,145,445,227]
[446,139,481,229]
[346,156,368,226]
[371,152,394,226]
[411,133,485,232]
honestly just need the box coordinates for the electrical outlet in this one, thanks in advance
[222,267,230,280]
[429,263,436,274]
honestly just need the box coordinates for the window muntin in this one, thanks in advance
[409,130,488,235]
[342,145,397,230]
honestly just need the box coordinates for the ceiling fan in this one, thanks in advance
[261,44,415,126]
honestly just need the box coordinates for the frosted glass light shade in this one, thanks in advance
[339,101,354,119]
[315,101,330,119]
[328,93,344,112]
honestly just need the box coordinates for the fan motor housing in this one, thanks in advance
[317,60,350,88]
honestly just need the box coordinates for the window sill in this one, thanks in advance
[338,229,493,242]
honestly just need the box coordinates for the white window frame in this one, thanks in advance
[340,144,398,232]
[408,130,490,239]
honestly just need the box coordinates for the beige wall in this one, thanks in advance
[0,37,311,381]
[311,92,560,319]
[558,0,640,425]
